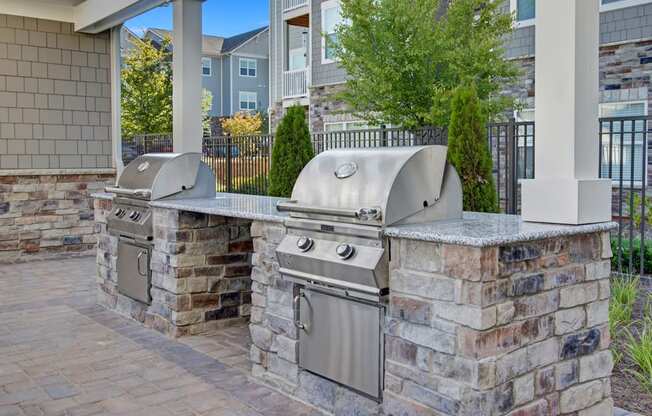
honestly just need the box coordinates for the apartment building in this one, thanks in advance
[269,0,652,131]
[145,26,270,118]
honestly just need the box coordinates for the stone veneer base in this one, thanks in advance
[249,220,615,416]
[94,198,254,337]
[0,172,115,263]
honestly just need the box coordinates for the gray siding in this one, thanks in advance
[222,56,232,115]
[201,55,222,116]
[311,0,347,87]
[0,14,112,170]
[270,0,283,103]
[231,55,270,113]
[504,2,652,59]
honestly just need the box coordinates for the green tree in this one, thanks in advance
[268,107,314,197]
[334,0,518,128]
[121,36,213,137]
[447,83,498,213]
[121,37,173,137]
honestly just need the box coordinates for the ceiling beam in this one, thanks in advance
[74,0,169,33]
[0,0,75,23]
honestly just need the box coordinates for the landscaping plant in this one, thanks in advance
[611,237,652,275]
[268,107,314,197]
[447,83,498,213]
[626,315,652,394]
[333,0,518,128]
[610,276,640,364]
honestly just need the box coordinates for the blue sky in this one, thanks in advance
[126,0,270,38]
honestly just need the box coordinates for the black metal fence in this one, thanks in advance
[123,115,652,275]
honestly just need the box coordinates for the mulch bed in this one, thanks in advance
[612,291,652,415]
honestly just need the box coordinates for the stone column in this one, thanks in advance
[384,233,614,415]
[172,0,203,154]
[520,0,611,225]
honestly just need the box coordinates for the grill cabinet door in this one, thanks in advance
[117,240,151,304]
[299,288,382,399]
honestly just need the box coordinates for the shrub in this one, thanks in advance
[221,112,263,136]
[233,175,269,196]
[611,237,652,274]
[268,106,314,197]
[447,83,499,212]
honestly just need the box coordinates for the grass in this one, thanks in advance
[610,277,640,364]
[626,315,652,394]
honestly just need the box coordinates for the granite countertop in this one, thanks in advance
[91,192,114,200]
[384,212,618,247]
[150,193,290,223]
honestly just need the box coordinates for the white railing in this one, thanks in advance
[283,68,309,99]
[283,0,308,12]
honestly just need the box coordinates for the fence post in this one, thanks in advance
[381,124,388,147]
[226,135,233,193]
[506,118,518,215]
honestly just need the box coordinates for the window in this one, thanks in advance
[239,91,257,111]
[321,0,342,64]
[599,101,648,186]
[600,0,652,12]
[201,57,211,76]
[239,58,257,77]
[510,0,535,27]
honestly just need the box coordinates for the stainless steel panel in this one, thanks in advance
[287,146,461,226]
[117,240,151,304]
[276,234,388,290]
[298,288,383,400]
[107,202,153,239]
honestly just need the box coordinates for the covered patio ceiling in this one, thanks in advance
[1,0,168,33]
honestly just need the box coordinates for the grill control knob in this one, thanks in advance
[296,236,313,252]
[115,208,126,218]
[129,211,141,221]
[336,243,355,260]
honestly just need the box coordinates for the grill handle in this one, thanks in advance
[293,293,306,330]
[105,186,152,200]
[277,201,363,219]
[137,250,148,277]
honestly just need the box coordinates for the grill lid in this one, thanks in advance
[278,146,461,226]
[110,153,202,200]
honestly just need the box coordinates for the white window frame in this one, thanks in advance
[239,58,257,78]
[509,0,535,28]
[201,57,212,77]
[321,0,341,65]
[239,91,257,111]
[598,100,648,188]
[600,0,652,12]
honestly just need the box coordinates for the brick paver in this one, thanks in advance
[0,257,320,416]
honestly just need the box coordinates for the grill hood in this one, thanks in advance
[106,153,216,201]
[277,146,463,226]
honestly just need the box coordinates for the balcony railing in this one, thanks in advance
[283,68,309,99]
[283,0,308,12]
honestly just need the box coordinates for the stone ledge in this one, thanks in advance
[0,168,116,177]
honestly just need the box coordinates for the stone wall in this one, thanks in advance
[308,83,350,132]
[249,222,613,415]
[248,220,381,413]
[384,232,613,415]
[96,201,254,338]
[0,14,112,170]
[0,171,114,263]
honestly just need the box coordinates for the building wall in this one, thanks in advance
[503,2,652,59]
[0,14,112,170]
[230,30,270,115]
[310,0,347,87]
[202,55,223,117]
[222,55,232,115]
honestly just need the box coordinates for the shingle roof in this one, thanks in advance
[145,26,267,56]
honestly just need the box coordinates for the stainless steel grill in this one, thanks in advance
[106,153,216,304]
[276,146,462,401]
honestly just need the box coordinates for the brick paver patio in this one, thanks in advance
[0,257,319,416]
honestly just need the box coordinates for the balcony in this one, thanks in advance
[283,0,308,12]
[283,68,309,99]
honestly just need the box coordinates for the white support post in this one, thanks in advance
[520,0,611,225]
[172,0,203,154]
[110,25,124,178]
